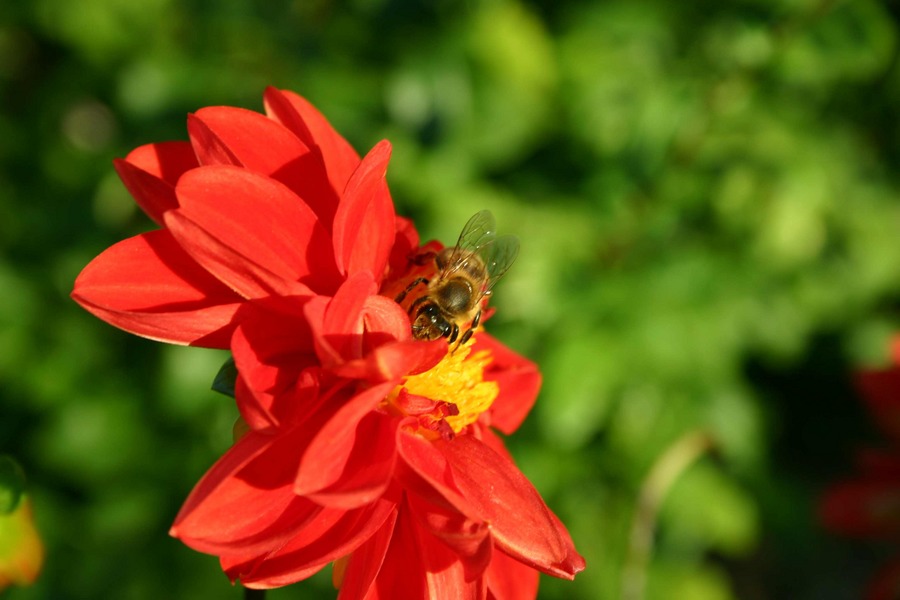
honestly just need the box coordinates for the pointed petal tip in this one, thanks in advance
[559,552,587,579]
[373,138,392,155]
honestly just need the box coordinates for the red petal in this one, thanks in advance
[234,374,278,432]
[364,500,426,600]
[437,436,585,579]
[333,140,396,281]
[187,106,339,213]
[307,411,397,509]
[331,339,446,383]
[407,492,493,582]
[474,334,541,435]
[114,141,198,225]
[303,296,337,365]
[170,431,316,554]
[188,106,312,170]
[363,294,411,348]
[414,525,486,600]
[167,166,337,298]
[295,383,396,504]
[235,493,399,589]
[230,296,320,429]
[368,501,484,600]
[263,87,360,214]
[306,272,378,365]
[71,230,241,347]
[396,428,478,516]
[485,547,540,600]
[337,508,398,600]
[387,216,421,277]
[232,339,319,433]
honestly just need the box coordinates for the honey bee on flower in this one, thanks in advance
[395,209,519,346]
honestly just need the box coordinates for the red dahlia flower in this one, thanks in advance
[820,338,900,600]
[73,88,584,597]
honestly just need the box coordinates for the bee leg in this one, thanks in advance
[458,310,481,347]
[448,322,459,344]
[395,277,429,304]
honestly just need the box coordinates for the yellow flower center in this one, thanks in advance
[389,338,497,435]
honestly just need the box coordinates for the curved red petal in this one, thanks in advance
[170,431,316,554]
[168,166,336,297]
[367,500,484,600]
[474,334,541,435]
[122,140,198,185]
[337,509,398,600]
[187,106,339,213]
[232,335,319,432]
[71,230,241,347]
[295,383,396,501]
[234,374,278,432]
[188,107,310,172]
[114,141,197,225]
[485,547,540,600]
[306,412,398,509]
[303,296,338,365]
[307,272,378,365]
[363,294,411,347]
[333,140,396,281]
[230,296,320,430]
[396,428,478,516]
[436,435,584,579]
[388,216,421,276]
[407,492,492,582]
[263,87,360,211]
[363,501,427,600]
[331,339,446,383]
[413,525,485,600]
[235,494,399,589]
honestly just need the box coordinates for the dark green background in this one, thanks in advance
[3,0,900,598]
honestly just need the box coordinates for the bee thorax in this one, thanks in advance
[435,279,472,313]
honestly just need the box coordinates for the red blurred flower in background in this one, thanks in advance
[73,88,584,597]
[820,338,900,600]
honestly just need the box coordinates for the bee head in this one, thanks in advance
[413,302,452,340]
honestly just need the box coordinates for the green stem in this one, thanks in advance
[620,430,716,600]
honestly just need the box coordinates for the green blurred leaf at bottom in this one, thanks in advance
[0,457,43,590]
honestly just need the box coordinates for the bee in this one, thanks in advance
[395,210,520,346]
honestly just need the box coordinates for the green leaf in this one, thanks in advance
[0,456,26,515]
[211,356,237,398]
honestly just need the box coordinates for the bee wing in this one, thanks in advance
[441,210,497,277]
[441,210,519,294]
[455,209,497,252]
[481,233,520,292]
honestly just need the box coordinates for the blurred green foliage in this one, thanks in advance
[3,0,900,598]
